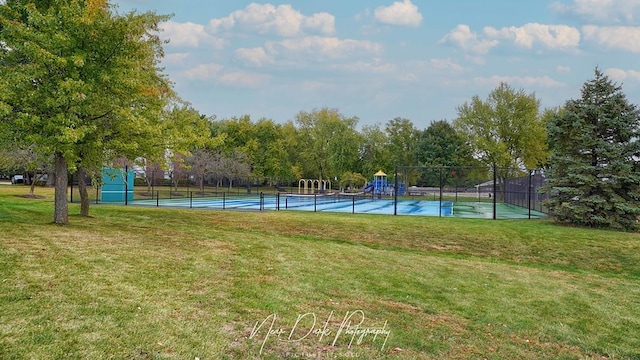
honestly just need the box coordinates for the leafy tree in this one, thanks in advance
[358,123,391,179]
[140,160,164,196]
[263,121,300,186]
[385,117,420,168]
[339,171,367,192]
[383,117,421,186]
[185,149,216,194]
[416,120,474,167]
[162,104,225,196]
[296,108,362,184]
[414,120,480,187]
[454,83,548,170]
[0,0,173,223]
[219,151,251,192]
[211,116,299,186]
[0,144,52,196]
[454,83,548,199]
[545,69,640,230]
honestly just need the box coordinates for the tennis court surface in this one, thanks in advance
[129,193,546,219]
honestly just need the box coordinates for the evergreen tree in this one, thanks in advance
[546,69,640,230]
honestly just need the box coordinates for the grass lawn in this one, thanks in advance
[1,185,639,359]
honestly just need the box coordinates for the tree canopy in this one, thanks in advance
[545,69,640,230]
[453,83,548,170]
[416,120,475,167]
[0,0,173,223]
[296,108,362,182]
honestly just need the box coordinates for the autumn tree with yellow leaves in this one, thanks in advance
[0,0,174,223]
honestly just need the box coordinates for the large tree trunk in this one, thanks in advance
[78,166,91,217]
[54,153,69,224]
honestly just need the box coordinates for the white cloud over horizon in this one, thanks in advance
[440,24,499,57]
[605,68,640,82]
[551,0,640,24]
[374,0,423,27]
[473,75,566,88]
[484,23,581,50]
[582,25,640,53]
[161,21,227,49]
[208,3,335,37]
[442,23,581,58]
[182,63,224,80]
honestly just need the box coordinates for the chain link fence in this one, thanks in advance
[70,166,548,219]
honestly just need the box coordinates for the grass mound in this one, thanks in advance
[1,186,639,359]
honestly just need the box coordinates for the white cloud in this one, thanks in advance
[605,68,640,82]
[440,24,499,55]
[484,23,581,50]
[429,58,467,73]
[442,23,580,62]
[582,25,640,52]
[183,63,224,80]
[557,65,572,73]
[331,61,396,74]
[550,0,640,24]
[219,71,270,87]
[161,21,226,49]
[304,12,336,35]
[236,47,271,67]
[209,3,335,37]
[474,75,565,88]
[164,53,190,65]
[374,0,423,27]
[266,36,382,60]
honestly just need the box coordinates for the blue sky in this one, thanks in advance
[112,0,640,129]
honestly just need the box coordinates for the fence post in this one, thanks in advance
[260,192,264,211]
[156,190,159,207]
[455,168,459,202]
[151,170,155,199]
[492,164,497,220]
[124,166,128,206]
[276,192,280,211]
[352,195,355,214]
[223,192,226,210]
[190,191,193,209]
[439,167,443,218]
[393,166,398,216]
[528,170,533,219]
[314,194,317,212]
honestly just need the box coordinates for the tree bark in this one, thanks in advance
[78,166,91,217]
[54,153,69,224]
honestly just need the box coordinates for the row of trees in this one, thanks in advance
[1,2,638,230]
[135,110,481,194]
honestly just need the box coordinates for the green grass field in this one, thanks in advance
[1,185,639,359]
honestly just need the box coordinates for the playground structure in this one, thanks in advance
[298,178,332,194]
[364,170,405,196]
